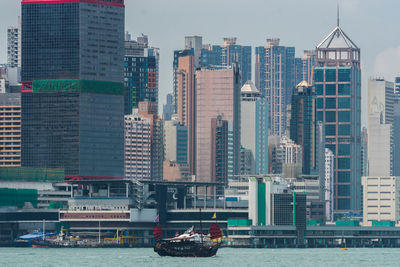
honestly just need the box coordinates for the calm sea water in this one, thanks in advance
[1,247,399,267]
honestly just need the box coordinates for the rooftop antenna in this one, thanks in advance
[337,3,340,27]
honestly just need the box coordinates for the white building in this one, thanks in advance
[7,17,21,68]
[367,78,394,176]
[271,136,302,178]
[124,112,152,179]
[240,80,269,175]
[325,148,334,221]
[362,176,400,226]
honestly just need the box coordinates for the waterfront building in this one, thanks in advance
[393,98,400,176]
[362,176,400,226]
[255,38,296,136]
[7,17,21,69]
[124,33,159,113]
[367,78,394,176]
[240,81,269,175]
[314,18,362,214]
[20,0,126,179]
[195,66,241,184]
[0,94,21,167]
[21,82,125,178]
[21,0,125,86]
[325,148,335,221]
[163,93,174,121]
[211,115,229,194]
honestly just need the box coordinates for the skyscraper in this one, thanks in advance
[255,38,296,136]
[163,93,174,121]
[367,78,394,176]
[314,18,361,214]
[195,65,241,184]
[21,0,125,179]
[7,17,21,68]
[240,81,269,174]
[290,81,325,176]
[394,77,400,95]
[302,50,316,84]
[124,33,159,114]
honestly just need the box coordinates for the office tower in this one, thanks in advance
[290,81,325,175]
[302,50,316,84]
[211,115,229,193]
[21,0,125,179]
[0,94,21,167]
[163,93,174,121]
[270,136,302,177]
[362,176,400,226]
[255,38,296,136]
[164,119,188,165]
[195,65,241,184]
[325,148,335,222]
[21,0,124,86]
[393,99,400,176]
[367,78,394,176]
[176,56,196,174]
[124,112,152,180]
[314,18,361,214]
[240,80,269,174]
[184,36,203,68]
[124,33,159,114]
[22,82,125,177]
[7,17,21,68]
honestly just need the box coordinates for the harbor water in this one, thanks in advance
[1,247,400,266]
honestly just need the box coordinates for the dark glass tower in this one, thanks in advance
[314,19,361,214]
[20,0,125,179]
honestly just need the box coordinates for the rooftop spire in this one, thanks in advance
[337,3,340,27]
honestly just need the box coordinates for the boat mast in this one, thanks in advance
[98,221,101,244]
[42,219,45,241]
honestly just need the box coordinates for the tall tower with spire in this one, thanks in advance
[314,10,361,216]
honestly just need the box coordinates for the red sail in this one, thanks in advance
[209,223,222,240]
[153,225,163,240]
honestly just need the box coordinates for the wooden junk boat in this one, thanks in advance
[153,224,223,257]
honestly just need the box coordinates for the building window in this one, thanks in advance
[338,111,351,122]
[326,98,336,109]
[338,98,351,109]
[338,158,351,169]
[326,68,336,82]
[338,68,352,82]
[325,125,336,136]
[338,171,351,183]
[326,84,336,95]
[326,111,336,122]
[338,125,351,136]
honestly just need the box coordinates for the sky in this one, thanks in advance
[1,0,400,124]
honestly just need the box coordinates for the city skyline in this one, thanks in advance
[1,0,400,121]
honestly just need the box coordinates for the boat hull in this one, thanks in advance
[154,241,218,257]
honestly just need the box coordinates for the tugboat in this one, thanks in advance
[153,224,223,257]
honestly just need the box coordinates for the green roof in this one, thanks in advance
[32,80,124,95]
[0,167,65,182]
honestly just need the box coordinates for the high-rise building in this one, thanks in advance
[176,56,196,175]
[7,17,21,68]
[255,38,296,136]
[325,148,335,222]
[270,136,302,178]
[195,66,241,184]
[124,112,152,180]
[21,0,125,179]
[290,81,325,176]
[124,33,159,114]
[211,115,229,194]
[0,94,21,167]
[361,127,368,177]
[202,38,251,86]
[22,82,125,177]
[295,58,303,85]
[163,93,174,121]
[240,81,269,174]
[314,18,361,213]
[164,119,188,165]
[21,0,125,86]
[302,50,316,84]
[393,98,400,176]
[367,78,394,176]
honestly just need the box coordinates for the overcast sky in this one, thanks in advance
[1,0,400,123]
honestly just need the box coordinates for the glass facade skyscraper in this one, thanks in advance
[21,0,124,84]
[314,23,361,214]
